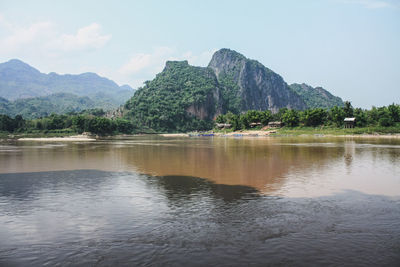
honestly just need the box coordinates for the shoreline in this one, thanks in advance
[1,131,400,141]
[17,135,96,141]
[162,130,400,139]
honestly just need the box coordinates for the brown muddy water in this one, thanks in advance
[0,136,399,266]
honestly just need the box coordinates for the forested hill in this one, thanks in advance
[124,61,220,132]
[0,59,133,100]
[124,48,344,132]
[290,83,344,109]
[0,59,135,118]
[0,93,106,119]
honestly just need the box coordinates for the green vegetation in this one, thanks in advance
[124,61,217,132]
[0,59,134,101]
[0,93,96,119]
[218,72,241,114]
[272,126,400,135]
[0,110,137,137]
[0,59,135,118]
[0,92,136,119]
[215,102,400,133]
[290,83,344,109]
[1,102,400,137]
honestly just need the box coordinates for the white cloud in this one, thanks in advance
[119,46,174,75]
[0,15,111,55]
[0,21,55,53]
[48,23,111,51]
[117,47,216,88]
[341,0,396,9]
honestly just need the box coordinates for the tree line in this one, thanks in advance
[215,102,400,130]
[0,110,137,135]
[1,102,400,135]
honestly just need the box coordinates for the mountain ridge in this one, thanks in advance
[0,59,135,118]
[0,59,134,100]
[289,83,344,109]
[124,48,344,132]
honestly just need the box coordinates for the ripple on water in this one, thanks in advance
[0,170,399,266]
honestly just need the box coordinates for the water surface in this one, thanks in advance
[0,136,399,266]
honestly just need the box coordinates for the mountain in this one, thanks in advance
[0,59,133,100]
[125,61,220,132]
[0,59,134,112]
[208,48,306,113]
[0,93,100,119]
[290,83,344,109]
[125,48,344,132]
[0,59,135,118]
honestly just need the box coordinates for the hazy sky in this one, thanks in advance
[0,0,399,108]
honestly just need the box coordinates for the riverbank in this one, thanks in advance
[2,126,400,141]
[161,126,400,138]
[18,134,96,141]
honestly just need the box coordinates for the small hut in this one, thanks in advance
[249,122,262,128]
[344,118,356,128]
[216,123,232,129]
[268,121,283,128]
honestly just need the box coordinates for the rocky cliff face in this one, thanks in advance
[208,49,306,113]
[124,48,343,131]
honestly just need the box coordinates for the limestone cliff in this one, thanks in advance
[208,48,306,113]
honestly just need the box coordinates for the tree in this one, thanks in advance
[353,108,368,127]
[274,108,288,121]
[0,115,16,132]
[388,103,400,122]
[281,109,299,127]
[367,106,379,125]
[215,114,226,123]
[114,118,135,133]
[72,115,86,133]
[260,110,272,125]
[343,101,354,117]
[86,117,115,135]
[378,107,394,127]
[328,106,345,127]
[300,108,327,127]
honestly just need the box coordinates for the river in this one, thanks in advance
[0,136,399,266]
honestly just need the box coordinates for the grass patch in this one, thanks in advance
[274,126,400,136]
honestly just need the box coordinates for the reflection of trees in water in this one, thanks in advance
[123,138,346,193]
[344,141,355,170]
[145,175,259,205]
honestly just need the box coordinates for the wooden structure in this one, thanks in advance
[216,123,232,129]
[268,121,283,128]
[344,118,356,128]
[249,122,262,128]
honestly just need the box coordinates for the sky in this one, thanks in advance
[0,0,399,108]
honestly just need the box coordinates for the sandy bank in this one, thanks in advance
[160,133,189,137]
[161,131,400,139]
[18,135,96,141]
[161,130,277,138]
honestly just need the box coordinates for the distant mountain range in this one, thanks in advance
[0,51,344,124]
[124,48,344,132]
[0,59,135,118]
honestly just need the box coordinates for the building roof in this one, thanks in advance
[344,118,356,122]
[216,123,232,128]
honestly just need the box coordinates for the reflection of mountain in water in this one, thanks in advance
[1,137,399,196]
[146,175,259,204]
[123,138,345,193]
